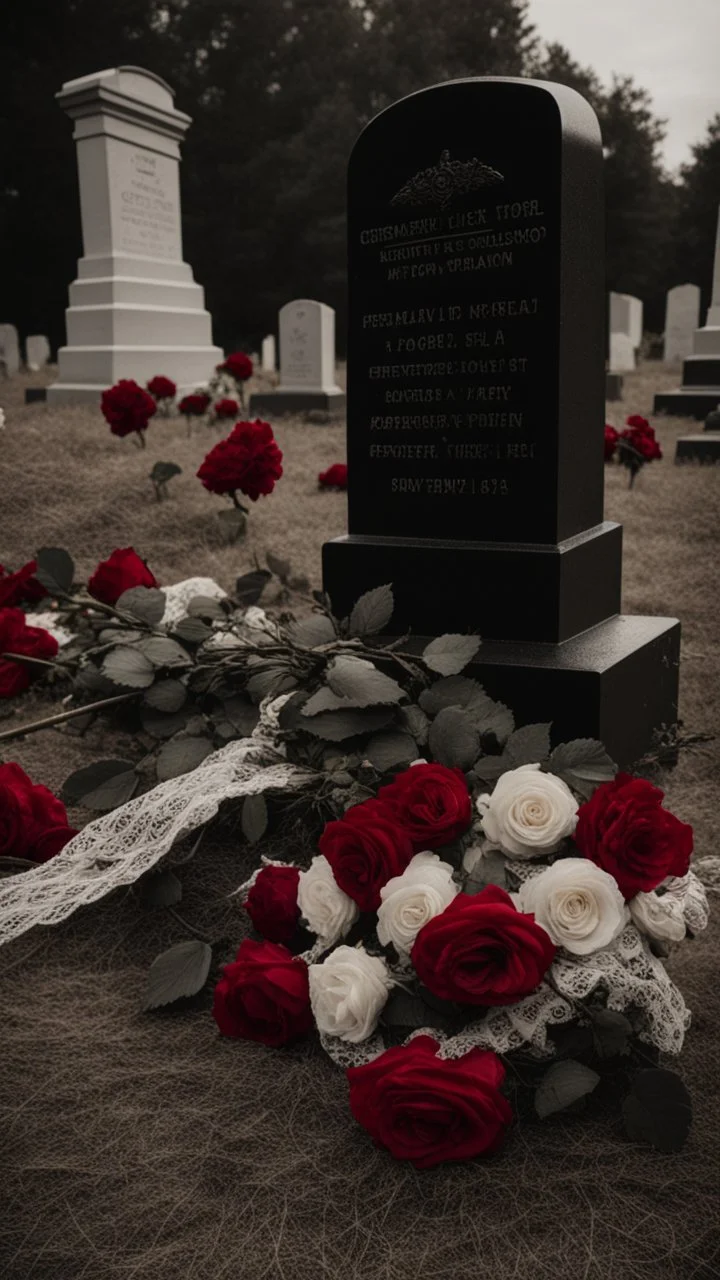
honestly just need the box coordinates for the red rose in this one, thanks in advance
[319,800,414,911]
[212,938,312,1046]
[318,463,348,489]
[574,772,693,899]
[178,393,211,417]
[620,426,662,461]
[0,762,77,862]
[197,419,283,502]
[0,560,47,608]
[0,608,58,698]
[377,762,472,851]
[88,547,159,606]
[245,865,301,944]
[101,379,156,438]
[147,375,176,401]
[604,424,619,462]
[626,414,652,432]
[412,885,556,1006]
[347,1035,512,1168]
[213,398,240,420]
[217,351,253,381]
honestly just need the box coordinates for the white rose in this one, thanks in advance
[309,945,392,1042]
[377,852,458,954]
[477,763,578,858]
[629,890,686,943]
[297,855,358,944]
[517,857,627,955]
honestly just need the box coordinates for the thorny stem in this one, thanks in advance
[0,693,136,743]
[166,904,214,946]
[2,652,73,674]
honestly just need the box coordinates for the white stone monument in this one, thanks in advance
[656,205,720,421]
[609,332,635,374]
[26,335,51,371]
[627,296,643,351]
[249,300,345,415]
[47,66,222,405]
[0,324,20,377]
[609,291,643,363]
[261,334,276,372]
[663,285,700,363]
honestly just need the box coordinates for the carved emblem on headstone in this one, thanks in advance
[391,150,504,209]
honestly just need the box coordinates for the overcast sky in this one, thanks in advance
[528,0,720,172]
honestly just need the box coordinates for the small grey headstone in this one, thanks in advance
[663,284,700,363]
[0,324,20,377]
[261,334,276,372]
[26,334,51,371]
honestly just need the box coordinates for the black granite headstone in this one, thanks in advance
[323,78,680,766]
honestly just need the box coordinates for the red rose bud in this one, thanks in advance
[377,762,472,851]
[101,379,157,437]
[620,426,662,461]
[0,762,77,861]
[212,939,312,1046]
[604,424,619,462]
[197,419,283,501]
[0,560,47,609]
[0,608,58,698]
[217,351,253,381]
[319,799,414,912]
[213,397,240,420]
[411,885,556,1006]
[347,1035,512,1168]
[146,375,177,401]
[245,865,301,945]
[178,393,211,416]
[88,547,159,606]
[626,414,652,432]
[574,773,693,899]
[318,463,348,490]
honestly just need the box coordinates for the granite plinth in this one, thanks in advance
[248,390,346,417]
[606,373,623,401]
[323,522,622,644]
[654,389,720,420]
[675,434,720,464]
[25,388,48,404]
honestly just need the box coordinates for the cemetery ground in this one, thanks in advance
[1,362,720,1280]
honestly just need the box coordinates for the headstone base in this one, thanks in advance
[653,389,720,420]
[605,373,623,400]
[675,434,720,464]
[408,616,681,769]
[323,523,622,644]
[25,389,48,404]
[248,390,346,417]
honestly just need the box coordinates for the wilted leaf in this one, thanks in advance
[150,461,182,486]
[139,636,193,668]
[142,940,212,1010]
[235,570,271,606]
[173,616,213,644]
[326,656,404,706]
[535,1060,600,1119]
[289,614,336,647]
[428,706,481,770]
[141,706,191,739]
[35,546,75,595]
[247,664,297,698]
[266,551,291,581]
[242,793,268,844]
[423,634,480,676]
[116,586,166,627]
[187,595,225,621]
[221,694,260,736]
[139,868,182,907]
[297,705,395,741]
[506,723,552,766]
[549,739,617,797]
[156,736,214,781]
[365,729,419,772]
[61,759,138,810]
[102,646,156,689]
[144,679,187,713]
[302,686,352,716]
[347,584,394,637]
[589,1008,632,1059]
[622,1068,692,1152]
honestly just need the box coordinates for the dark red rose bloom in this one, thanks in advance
[319,800,414,911]
[0,762,77,862]
[412,885,556,1007]
[604,424,619,462]
[213,397,240,420]
[574,772,693,899]
[347,1035,512,1168]
[147,375,176,401]
[0,608,59,698]
[318,463,348,489]
[377,762,472,851]
[0,560,47,609]
[626,414,652,432]
[217,351,253,381]
[178,393,211,417]
[88,547,159,606]
[101,379,156,437]
[197,419,283,502]
[212,938,312,1046]
[245,865,301,945]
[620,426,662,461]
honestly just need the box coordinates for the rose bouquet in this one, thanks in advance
[606,415,663,486]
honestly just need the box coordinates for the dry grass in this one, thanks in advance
[1,362,720,1280]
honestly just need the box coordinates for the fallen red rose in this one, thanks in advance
[245,865,301,945]
[347,1035,512,1168]
[0,608,59,698]
[377,762,472,851]
[101,379,156,437]
[147,375,177,401]
[178,393,211,417]
[0,560,47,609]
[319,800,414,911]
[0,761,77,862]
[318,463,348,489]
[212,938,312,1046]
[88,547,159,606]
[197,419,283,502]
[217,351,253,381]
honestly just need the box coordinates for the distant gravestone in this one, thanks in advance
[0,325,20,377]
[609,292,643,365]
[627,296,643,350]
[609,332,635,373]
[261,334,276,372]
[321,75,679,765]
[658,206,720,422]
[663,285,700,363]
[26,335,51,371]
[249,300,345,415]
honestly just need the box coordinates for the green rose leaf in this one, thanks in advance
[428,706,481,771]
[589,1007,633,1058]
[471,754,513,784]
[221,694,260,736]
[465,848,508,894]
[364,729,419,772]
[142,939,213,1011]
[144,678,187,713]
[102,646,156,689]
[289,614,336,647]
[247,663,297,699]
[347,584,394,637]
[266,551,291,581]
[548,739,618,798]
[187,595,225,621]
[139,868,182,908]
[150,461,182,486]
[235,569,271,605]
[297,704,395,741]
[535,1060,601,1119]
[139,636,193,668]
[322,656,404,707]
[116,586,167,627]
[173,616,213,645]
[506,723,553,767]
[622,1068,692,1152]
[35,546,75,595]
[61,759,139,810]
[422,634,481,676]
[398,704,430,745]
[156,736,214,782]
[241,793,268,845]
[141,706,191,739]
[419,675,485,716]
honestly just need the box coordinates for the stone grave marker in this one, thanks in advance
[322,76,680,765]
[26,335,51,371]
[609,331,635,373]
[249,300,345,415]
[0,325,20,377]
[658,205,720,430]
[47,66,222,404]
[261,334,276,372]
[663,284,700,363]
